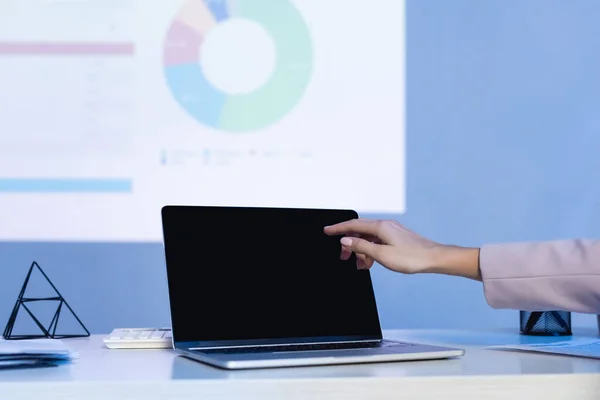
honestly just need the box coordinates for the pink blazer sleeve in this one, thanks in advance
[479,239,600,314]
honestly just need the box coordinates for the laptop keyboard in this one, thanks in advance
[197,340,412,354]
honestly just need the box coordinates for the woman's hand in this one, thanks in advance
[324,218,481,280]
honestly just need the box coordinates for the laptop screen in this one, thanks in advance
[161,206,382,346]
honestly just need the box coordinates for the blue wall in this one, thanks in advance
[2,0,600,334]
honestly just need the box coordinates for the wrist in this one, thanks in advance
[428,245,482,281]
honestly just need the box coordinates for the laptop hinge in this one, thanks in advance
[188,338,382,351]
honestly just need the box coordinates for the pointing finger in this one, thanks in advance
[325,219,390,242]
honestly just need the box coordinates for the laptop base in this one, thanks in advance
[176,341,465,370]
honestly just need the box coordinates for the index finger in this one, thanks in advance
[324,218,389,241]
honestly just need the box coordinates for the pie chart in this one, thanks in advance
[163,0,313,133]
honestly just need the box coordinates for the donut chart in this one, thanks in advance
[163,0,313,132]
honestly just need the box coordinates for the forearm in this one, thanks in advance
[428,246,482,281]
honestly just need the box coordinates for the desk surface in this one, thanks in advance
[2,328,600,399]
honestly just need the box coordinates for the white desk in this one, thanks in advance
[2,329,600,399]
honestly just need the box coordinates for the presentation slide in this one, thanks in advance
[0,0,406,241]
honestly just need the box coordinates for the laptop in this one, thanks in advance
[161,205,464,369]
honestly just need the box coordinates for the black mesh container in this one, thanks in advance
[520,311,572,336]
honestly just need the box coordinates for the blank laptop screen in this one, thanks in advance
[161,206,382,344]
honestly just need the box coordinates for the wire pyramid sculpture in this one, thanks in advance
[3,261,90,340]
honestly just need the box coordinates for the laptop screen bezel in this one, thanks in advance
[174,334,382,350]
[162,205,384,349]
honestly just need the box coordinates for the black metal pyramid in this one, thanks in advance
[3,261,90,340]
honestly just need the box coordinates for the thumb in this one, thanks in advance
[340,236,383,260]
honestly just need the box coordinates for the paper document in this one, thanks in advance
[490,338,600,359]
[0,338,77,369]
[0,338,73,355]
